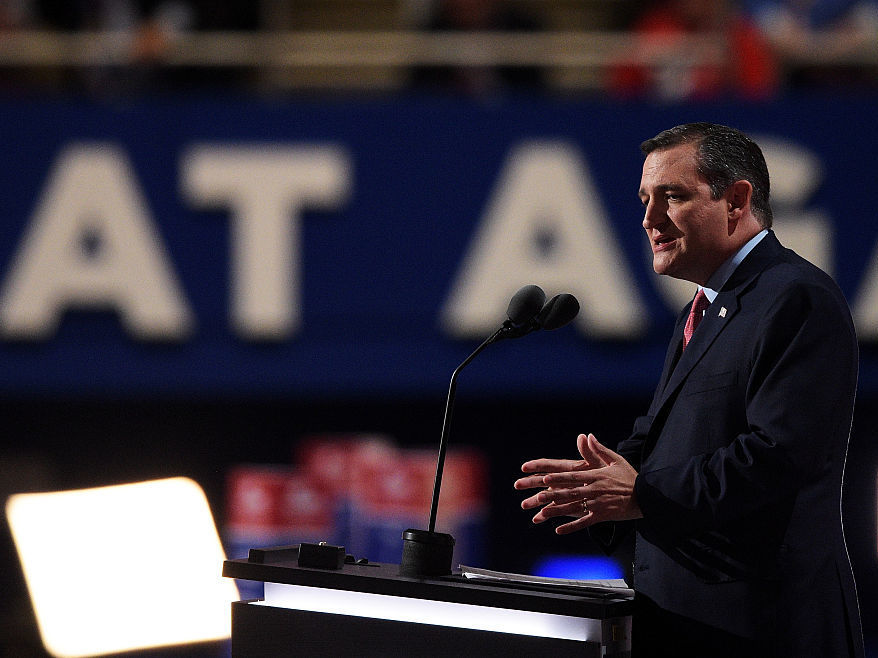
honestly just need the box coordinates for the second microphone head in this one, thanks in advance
[537,293,580,330]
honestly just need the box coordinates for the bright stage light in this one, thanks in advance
[5,477,239,658]
[256,582,604,642]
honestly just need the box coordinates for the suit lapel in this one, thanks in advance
[657,311,686,397]
[657,292,740,410]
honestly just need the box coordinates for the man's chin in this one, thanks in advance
[653,261,691,283]
[652,258,675,278]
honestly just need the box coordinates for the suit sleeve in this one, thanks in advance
[634,278,857,536]
[616,413,652,470]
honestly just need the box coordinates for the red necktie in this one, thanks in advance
[683,289,710,349]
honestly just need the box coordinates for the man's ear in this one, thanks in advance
[726,180,753,235]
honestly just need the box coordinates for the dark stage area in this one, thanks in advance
[2,393,876,655]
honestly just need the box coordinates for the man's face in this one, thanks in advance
[638,143,732,285]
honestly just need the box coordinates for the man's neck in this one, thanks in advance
[701,229,769,301]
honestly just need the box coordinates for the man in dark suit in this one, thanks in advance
[515,123,863,657]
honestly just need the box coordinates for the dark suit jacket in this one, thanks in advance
[614,231,863,656]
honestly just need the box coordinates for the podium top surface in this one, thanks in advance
[223,550,632,620]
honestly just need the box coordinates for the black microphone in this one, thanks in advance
[537,293,580,330]
[493,291,580,342]
[488,284,545,342]
[505,284,546,325]
[400,286,579,577]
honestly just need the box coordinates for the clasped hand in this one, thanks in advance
[514,433,643,534]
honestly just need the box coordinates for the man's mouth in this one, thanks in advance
[653,235,677,251]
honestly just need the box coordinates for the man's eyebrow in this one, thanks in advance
[638,182,686,198]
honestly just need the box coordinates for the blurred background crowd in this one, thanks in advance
[0,0,876,98]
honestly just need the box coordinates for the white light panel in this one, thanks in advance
[256,581,599,642]
[6,477,240,658]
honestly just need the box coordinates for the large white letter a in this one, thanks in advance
[442,141,646,339]
[0,143,194,340]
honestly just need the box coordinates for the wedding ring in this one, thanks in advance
[582,499,589,513]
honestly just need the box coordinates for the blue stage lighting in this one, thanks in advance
[532,554,625,581]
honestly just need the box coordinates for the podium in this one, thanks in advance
[223,548,633,657]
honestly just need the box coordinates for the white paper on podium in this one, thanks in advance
[459,565,634,598]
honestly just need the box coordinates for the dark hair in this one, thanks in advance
[640,122,773,228]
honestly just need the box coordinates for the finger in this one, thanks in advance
[520,492,546,510]
[532,500,584,523]
[586,433,624,464]
[542,471,593,488]
[578,433,613,467]
[576,433,591,460]
[513,474,548,490]
[555,514,593,535]
[520,458,586,474]
[522,484,579,510]
[537,486,588,506]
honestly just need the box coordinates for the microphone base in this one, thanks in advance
[399,529,455,577]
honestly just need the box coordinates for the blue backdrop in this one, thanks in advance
[0,97,876,397]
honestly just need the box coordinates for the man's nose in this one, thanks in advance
[642,200,665,230]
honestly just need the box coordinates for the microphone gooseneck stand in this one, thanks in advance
[399,285,546,576]
[399,286,579,578]
[399,325,506,577]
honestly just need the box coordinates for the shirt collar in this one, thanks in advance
[699,229,768,303]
